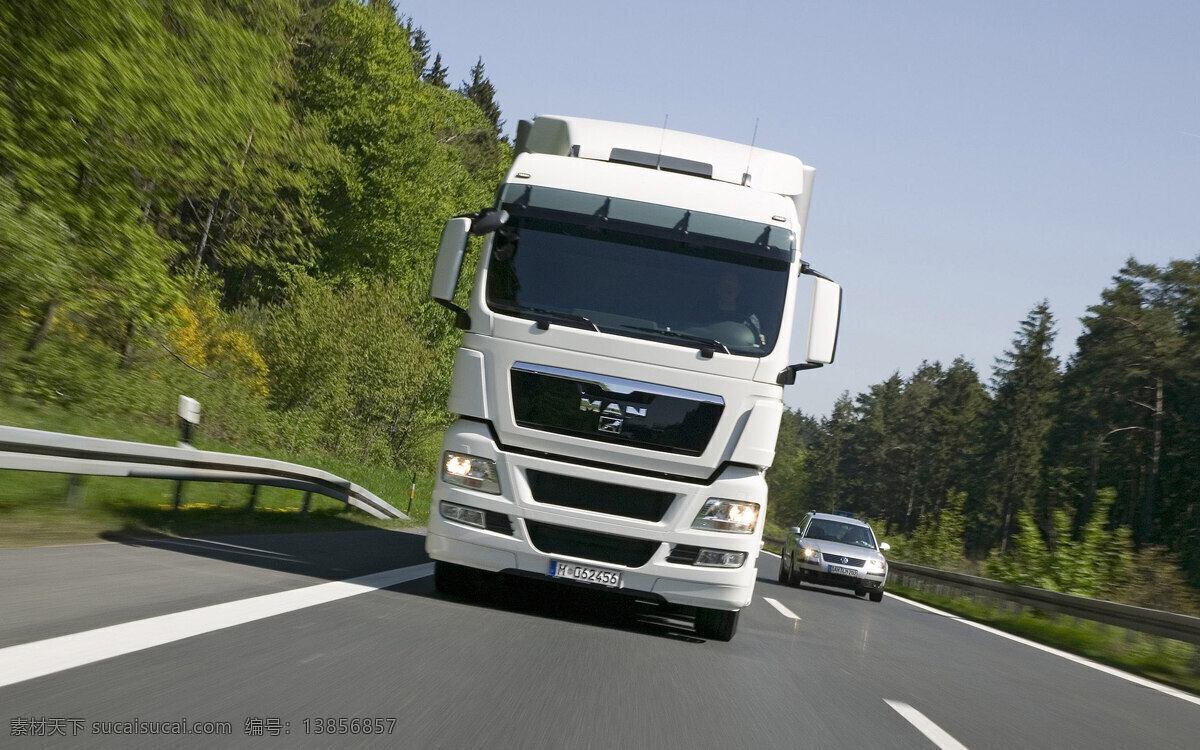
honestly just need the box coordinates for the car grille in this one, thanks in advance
[526,470,675,522]
[524,520,660,567]
[821,553,865,567]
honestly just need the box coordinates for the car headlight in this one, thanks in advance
[691,499,760,533]
[441,451,501,494]
[864,559,886,574]
[800,546,820,560]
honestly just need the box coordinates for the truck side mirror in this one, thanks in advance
[805,276,841,364]
[431,217,472,329]
[778,276,842,385]
[879,542,890,552]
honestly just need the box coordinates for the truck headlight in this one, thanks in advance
[695,549,747,568]
[441,451,501,494]
[692,499,759,533]
[801,546,819,559]
[864,559,886,574]
[440,501,487,529]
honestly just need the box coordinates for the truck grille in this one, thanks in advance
[526,470,674,522]
[821,553,865,567]
[510,363,723,456]
[485,511,514,535]
[525,521,660,568]
[665,545,701,564]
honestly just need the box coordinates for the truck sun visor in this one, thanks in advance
[499,184,793,262]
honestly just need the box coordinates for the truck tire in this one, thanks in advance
[778,557,791,585]
[869,590,884,603]
[695,607,739,641]
[434,561,475,598]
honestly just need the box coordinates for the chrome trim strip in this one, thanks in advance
[512,362,724,404]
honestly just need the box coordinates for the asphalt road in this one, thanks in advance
[2,530,1198,748]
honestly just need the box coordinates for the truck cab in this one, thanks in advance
[426,115,841,640]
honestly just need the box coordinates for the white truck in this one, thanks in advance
[426,115,841,640]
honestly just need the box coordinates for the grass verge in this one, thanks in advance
[889,580,1200,696]
[0,397,433,548]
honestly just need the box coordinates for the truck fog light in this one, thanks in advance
[691,499,760,533]
[442,451,501,494]
[440,501,487,529]
[695,549,746,568]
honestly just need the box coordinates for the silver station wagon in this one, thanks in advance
[779,512,889,602]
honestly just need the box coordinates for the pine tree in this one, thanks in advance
[402,20,431,78]
[458,57,503,133]
[424,53,450,88]
[975,302,1060,552]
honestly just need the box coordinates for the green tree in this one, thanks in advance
[425,53,450,88]
[971,302,1059,552]
[458,57,503,134]
[765,408,808,526]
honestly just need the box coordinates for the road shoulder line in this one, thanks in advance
[0,562,434,689]
[886,591,1200,707]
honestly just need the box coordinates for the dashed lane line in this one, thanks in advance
[885,700,969,750]
[762,597,801,620]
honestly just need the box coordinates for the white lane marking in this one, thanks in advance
[767,549,1200,707]
[0,562,434,689]
[886,592,1200,708]
[885,700,969,750]
[762,597,801,620]
[151,536,298,558]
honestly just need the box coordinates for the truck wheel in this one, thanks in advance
[695,607,739,641]
[869,590,884,603]
[778,557,792,585]
[434,561,475,598]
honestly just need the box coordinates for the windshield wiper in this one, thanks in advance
[619,325,730,357]
[504,306,599,332]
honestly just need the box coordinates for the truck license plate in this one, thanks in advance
[829,565,859,577]
[549,560,622,588]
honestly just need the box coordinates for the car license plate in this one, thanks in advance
[549,560,622,588]
[829,564,859,577]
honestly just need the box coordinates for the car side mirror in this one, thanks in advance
[879,542,890,552]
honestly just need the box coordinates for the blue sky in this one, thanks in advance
[400,0,1200,416]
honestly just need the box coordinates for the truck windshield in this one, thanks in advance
[485,186,792,357]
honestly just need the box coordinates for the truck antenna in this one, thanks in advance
[655,114,669,170]
[742,117,759,186]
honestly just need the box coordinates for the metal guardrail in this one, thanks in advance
[887,561,1200,646]
[0,425,408,521]
[763,535,1200,646]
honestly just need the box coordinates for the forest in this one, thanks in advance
[0,0,507,474]
[1,1,1196,602]
[768,258,1200,604]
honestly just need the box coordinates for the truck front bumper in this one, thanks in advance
[425,420,765,611]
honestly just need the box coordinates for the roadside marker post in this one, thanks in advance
[174,395,200,511]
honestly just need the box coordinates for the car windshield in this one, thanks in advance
[805,519,877,549]
[484,185,792,357]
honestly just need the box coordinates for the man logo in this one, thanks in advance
[580,398,647,434]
